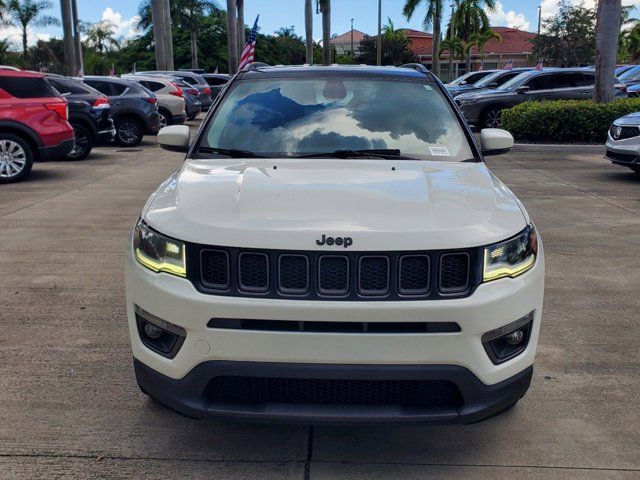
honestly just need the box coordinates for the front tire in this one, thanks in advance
[0,133,33,184]
[115,117,144,147]
[481,107,502,129]
[64,124,93,160]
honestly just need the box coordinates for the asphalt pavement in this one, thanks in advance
[0,118,638,479]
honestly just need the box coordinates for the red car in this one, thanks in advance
[0,69,74,183]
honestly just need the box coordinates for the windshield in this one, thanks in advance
[200,77,474,161]
[619,66,640,82]
[496,72,532,91]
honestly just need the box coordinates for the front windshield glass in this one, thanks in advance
[474,71,506,88]
[200,77,474,161]
[619,66,640,82]
[496,72,532,91]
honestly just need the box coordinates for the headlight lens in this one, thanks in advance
[483,225,538,282]
[133,221,186,277]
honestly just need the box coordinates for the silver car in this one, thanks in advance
[605,113,640,174]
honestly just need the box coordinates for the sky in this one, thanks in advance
[2,0,640,49]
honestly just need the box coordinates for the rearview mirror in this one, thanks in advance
[158,125,190,152]
[480,128,514,155]
[516,86,531,94]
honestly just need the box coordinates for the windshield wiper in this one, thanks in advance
[197,146,268,158]
[291,149,417,160]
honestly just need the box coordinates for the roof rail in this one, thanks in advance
[399,63,429,74]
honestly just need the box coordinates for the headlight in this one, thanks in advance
[483,225,538,282]
[133,220,186,277]
[458,97,478,106]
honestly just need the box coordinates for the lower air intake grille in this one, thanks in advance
[207,376,463,408]
[439,253,470,293]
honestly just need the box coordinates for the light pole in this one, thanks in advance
[350,18,354,54]
[376,0,381,65]
[537,5,542,36]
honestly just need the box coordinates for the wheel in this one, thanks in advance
[482,107,502,129]
[115,117,144,147]
[0,133,34,184]
[64,124,93,160]
[158,109,172,128]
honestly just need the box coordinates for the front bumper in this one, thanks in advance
[605,134,640,169]
[125,240,544,422]
[135,359,533,423]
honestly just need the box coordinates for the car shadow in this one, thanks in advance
[601,170,640,183]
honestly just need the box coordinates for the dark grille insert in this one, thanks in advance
[439,253,470,294]
[208,318,461,333]
[278,255,309,294]
[318,255,349,295]
[238,252,269,293]
[207,376,463,408]
[358,256,389,295]
[399,255,430,295]
[610,125,640,140]
[201,250,229,289]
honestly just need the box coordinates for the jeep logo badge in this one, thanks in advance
[316,235,353,248]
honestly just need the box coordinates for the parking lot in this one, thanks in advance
[1,117,639,479]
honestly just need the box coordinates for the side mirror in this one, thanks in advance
[158,125,190,152]
[459,80,467,85]
[516,86,531,94]
[481,128,514,155]
[488,82,499,88]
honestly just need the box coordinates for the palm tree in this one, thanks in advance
[451,0,495,72]
[318,0,331,66]
[226,0,238,72]
[594,0,622,103]
[468,28,501,70]
[175,0,217,69]
[5,0,59,57]
[403,0,443,77]
[305,0,313,64]
[439,35,464,82]
[83,21,119,55]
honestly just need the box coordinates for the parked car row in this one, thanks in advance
[0,67,231,184]
[448,67,627,129]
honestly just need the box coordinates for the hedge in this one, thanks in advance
[501,98,640,143]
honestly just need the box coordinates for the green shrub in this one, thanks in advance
[501,98,640,143]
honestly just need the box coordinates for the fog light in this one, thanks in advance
[482,311,534,365]
[143,322,163,339]
[505,329,524,346]
[135,305,186,359]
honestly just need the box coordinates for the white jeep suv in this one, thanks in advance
[125,65,544,423]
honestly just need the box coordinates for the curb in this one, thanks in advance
[513,143,604,153]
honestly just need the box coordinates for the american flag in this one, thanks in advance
[534,60,543,71]
[238,15,260,71]
[503,59,513,70]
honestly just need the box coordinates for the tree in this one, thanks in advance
[226,0,237,71]
[531,1,596,67]
[319,0,331,65]
[439,36,464,82]
[451,0,495,71]
[83,20,119,55]
[403,0,443,77]
[468,28,501,70]
[357,29,417,66]
[305,0,313,63]
[594,0,621,103]
[5,0,59,57]
[175,0,218,69]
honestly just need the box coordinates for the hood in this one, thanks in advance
[456,88,508,100]
[446,84,478,96]
[143,159,527,251]
[614,111,640,126]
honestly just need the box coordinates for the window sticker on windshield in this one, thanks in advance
[423,85,433,91]
[428,146,450,156]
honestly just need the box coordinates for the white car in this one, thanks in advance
[606,113,640,174]
[121,74,187,128]
[125,65,544,423]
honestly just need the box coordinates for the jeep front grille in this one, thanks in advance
[192,245,480,301]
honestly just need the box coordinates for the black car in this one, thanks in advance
[447,68,532,98]
[82,76,161,147]
[202,73,230,99]
[45,75,115,160]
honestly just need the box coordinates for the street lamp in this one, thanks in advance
[351,18,354,54]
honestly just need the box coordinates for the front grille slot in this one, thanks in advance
[207,376,463,408]
[318,255,349,295]
[238,252,269,293]
[439,253,470,294]
[193,246,478,301]
[208,318,461,333]
[358,256,389,296]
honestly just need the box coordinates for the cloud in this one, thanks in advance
[486,2,531,31]
[1,25,54,50]
[100,7,141,39]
